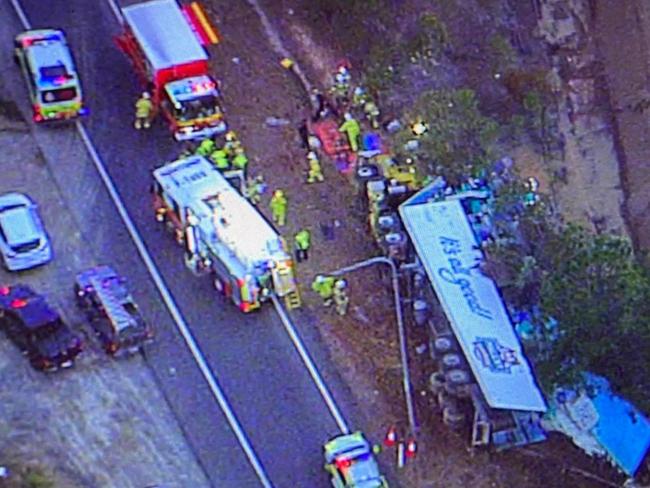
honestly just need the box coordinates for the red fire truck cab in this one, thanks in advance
[116,0,226,141]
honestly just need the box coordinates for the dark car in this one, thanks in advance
[0,284,82,371]
[74,265,153,357]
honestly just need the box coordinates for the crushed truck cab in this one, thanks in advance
[115,0,226,140]
[152,155,300,312]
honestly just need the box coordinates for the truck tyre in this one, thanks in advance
[446,369,471,386]
[443,407,467,429]
[434,336,455,354]
[437,390,454,409]
[429,371,446,396]
[441,353,463,371]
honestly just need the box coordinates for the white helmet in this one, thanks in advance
[307,151,317,160]
[344,112,353,121]
[142,92,151,99]
[335,279,347,289]
[354,87,365,96]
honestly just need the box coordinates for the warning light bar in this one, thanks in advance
[21,32,64,48]
[181,2,220,46]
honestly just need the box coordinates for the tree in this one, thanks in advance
[394,88,502,186]
[537,225,650,411]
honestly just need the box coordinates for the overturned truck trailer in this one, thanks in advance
[399,195,548,450]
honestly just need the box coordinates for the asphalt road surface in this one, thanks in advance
[2,0,364,486]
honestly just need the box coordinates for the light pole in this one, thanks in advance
[328,256,418,436]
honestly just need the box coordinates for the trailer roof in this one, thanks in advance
[154,156,287,269]
[122,0,207,72]
[399,198,547,412]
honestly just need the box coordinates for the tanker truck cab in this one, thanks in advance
[14,29,87,123]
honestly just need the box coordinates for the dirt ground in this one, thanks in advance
[210,0,643,486]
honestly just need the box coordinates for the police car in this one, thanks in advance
[0,284,83,372]
[14,29,87,122]
[324,432,389,488]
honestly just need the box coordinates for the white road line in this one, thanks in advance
[75,123,273,488]
[105,0,123,24]
[272,296,350,434]
[9,0,30,28]
[8,2,274,486]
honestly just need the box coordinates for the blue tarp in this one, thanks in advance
[586,374,650,476]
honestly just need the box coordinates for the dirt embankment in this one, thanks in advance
[591,0,650,249]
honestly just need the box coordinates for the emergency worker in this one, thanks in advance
[339,113,361,152]
[306,151,324,184]
[364,99,380,129]
[209,148,230,170]
[224,131,242,156]
[244,176,261,205]
[270,190,287,226]
[311,275,335,307]
[197,137,217,157]
[134,92,153,130]
[352,87,368,109]
[294,229,311,262]
[232,152,249,174]
[333,279,349,316]
[331,66,351,106]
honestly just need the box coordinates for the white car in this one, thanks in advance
[0,193,52,271]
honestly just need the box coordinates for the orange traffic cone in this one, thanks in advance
[383,426,397,448]
[405,438,417,459]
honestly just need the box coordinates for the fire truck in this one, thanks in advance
[115,0,226,141]
[152,155,301,312]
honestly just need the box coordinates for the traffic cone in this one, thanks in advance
[383,426,397,448]
[405,438,417,459]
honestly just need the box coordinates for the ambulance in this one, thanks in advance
[14,29,87,123]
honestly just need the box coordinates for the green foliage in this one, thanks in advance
[395,88,502,186]
[404,13,450,62]
[487,213,650,412]
[501,69,556,147]
[23,468,55,488]
[363,43,401,94]
[488,34,517,74]
[538,227,650,410]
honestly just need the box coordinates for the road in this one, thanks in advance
[2,0,363,486]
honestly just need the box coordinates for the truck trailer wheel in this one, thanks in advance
[441,353,463,371]
[443,407,467,430]
[429,371,446,396]
[445,369,471,386]
[434,336,455,354]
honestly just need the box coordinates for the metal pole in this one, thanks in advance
[328,256,418,435]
